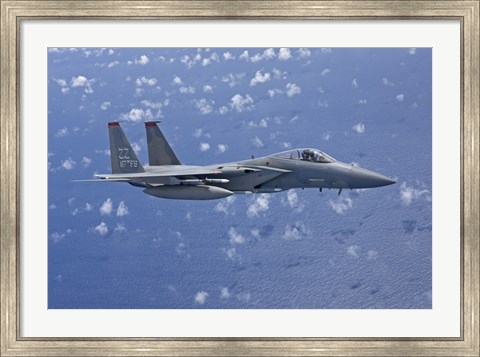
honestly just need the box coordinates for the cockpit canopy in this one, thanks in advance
[272,148,335,163]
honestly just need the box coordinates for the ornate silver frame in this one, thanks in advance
[1,1,478,356]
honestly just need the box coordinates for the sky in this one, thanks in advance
[48,47,432,309]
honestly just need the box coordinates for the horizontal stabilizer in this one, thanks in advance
[94,166,222,181]
[72,179,130,183]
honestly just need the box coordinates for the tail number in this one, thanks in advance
[118,147,138,168]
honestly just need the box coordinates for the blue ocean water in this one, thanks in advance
[48,48,432,308]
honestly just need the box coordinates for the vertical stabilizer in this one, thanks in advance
[145,121,181,166]
[108,122,144,174]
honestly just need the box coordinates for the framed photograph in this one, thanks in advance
[1,1,478,356]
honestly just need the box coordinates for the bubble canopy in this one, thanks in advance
[272,148,336,163]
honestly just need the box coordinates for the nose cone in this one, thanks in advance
[350,166,396,188]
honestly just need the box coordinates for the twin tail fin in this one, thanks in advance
[108,122,145,174]
[145,121,181,166]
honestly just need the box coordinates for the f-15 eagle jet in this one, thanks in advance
[79,121,395,200]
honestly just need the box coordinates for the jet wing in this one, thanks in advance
[95,167,222,181]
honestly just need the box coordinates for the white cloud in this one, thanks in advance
[367,250,378,260]
[409,48,416,55]
[194,291,208,304]
[51,231,67,243]
[262,48,276,59]
[328,196,353,214]
[193,128,204,138]
[61,157,76,170]
[321,68,331,76]
[72,202,93,216]
[53,78,68,87]
[267,88,283,98]
[281,189,304,213]
[228,226,245,244]
[317,99,329,108]
[358,99,367,105]
[352,78,359,89]
[214,195,236,215]
[247,194,269,218]
[100,101,111,110]
[250,70,271,86]
[251,136,264,148]
[271,68,288,79]
[217,144,228,153]
[221,72,246,87]
[193,128,203,138]
[70,75,95,94]
[141,100,164,111]
[220,287,231,299]
[323,132,331,141]
[55,127,68,137]
[218,106,229,115]
[283,221,310,240]
[230,94,254,112]
[400,182,430,205]
[382,77,394,86]
[225,247,238,261]
[352,123,365,134]
[193,98,214,115]
[136,76,157,86]
[321,48,332,54]
[286,83,301,97]
[396,94,405,102]
[179,86,196,94]
[114,223,127,233]
[347,245,360,258]
[94,222,108,236]
[116,201,129,216]
[132,142,142,155]
[236,292,251,303]
[203,84,213,93]
[249,48,276,62]
[107,61,119,68]
[180,54,200,69]
[99,198,113,216]
[120,108,154,123]
[81,156,92,167]
[199,142,210,152]
[297,48,311,58]
[223,52,235,60]
[172,75,183,85]
[134,55,149,65]
[278,48,292,60]
[239,50,249,61]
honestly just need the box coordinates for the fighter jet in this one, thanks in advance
[78,121,395,200]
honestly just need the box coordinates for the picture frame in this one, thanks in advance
[1,1,478,356]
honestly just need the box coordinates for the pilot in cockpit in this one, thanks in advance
[302,149,312,161]
[302,149,325,163]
